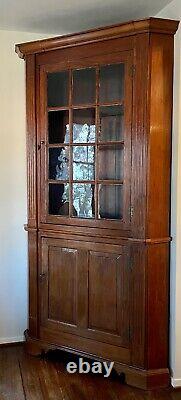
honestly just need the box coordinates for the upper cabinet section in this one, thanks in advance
[15,17,179,235]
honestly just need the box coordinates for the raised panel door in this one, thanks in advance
[39,237,130,355]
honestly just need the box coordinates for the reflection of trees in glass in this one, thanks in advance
[62,183,69,203]
[73,123,95,143]
[55,147,69,180]
[73,146,95,180]
[64,124,70,143]
[72,121,95,218]
[73,184,94,218]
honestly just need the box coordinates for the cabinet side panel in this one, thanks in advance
[147,34,174,238]
[28,231,38,337]
[146,243,169,369]
[131,244,146,367]
[26,55,37,227]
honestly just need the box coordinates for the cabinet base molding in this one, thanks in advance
[24,330,170,390]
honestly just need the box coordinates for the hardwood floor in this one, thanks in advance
[0,345,180,400]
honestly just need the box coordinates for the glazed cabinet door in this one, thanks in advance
[39,237,131,361]
[37,49,133,231]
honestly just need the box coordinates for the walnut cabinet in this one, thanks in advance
[15,17,179,390]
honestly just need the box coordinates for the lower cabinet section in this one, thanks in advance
[26,232,170,389]
[39,237,130,363]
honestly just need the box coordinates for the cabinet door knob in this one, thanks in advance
[38,140,45,150]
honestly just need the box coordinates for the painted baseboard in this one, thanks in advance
[171,377,181,388]
[0,336,25,345]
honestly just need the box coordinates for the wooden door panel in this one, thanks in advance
[88,251,130,345]
[89,252,119,333]
[48,247,77,325]
[40,237,130,349]
[40,238,88,332]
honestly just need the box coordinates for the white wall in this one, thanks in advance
[0,30,47,343]
[156,0,181,388]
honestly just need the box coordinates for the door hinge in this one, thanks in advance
[130,65,136,78]
[130,205,134,219]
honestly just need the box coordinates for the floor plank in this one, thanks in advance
[0,345,180,400]
[0,347,25,400]
[19,350,44,400]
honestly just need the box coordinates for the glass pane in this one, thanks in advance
[100,64,124,103]
[73,68,96,105]
[48,110,69,144]
[73,108,96,143]
[99,185,123,219]
[73,183,95,218]
[73,146,95,181]
[98,145,124,180]
[47,71,69,107]
[49,147,69,180]
[99,106,124,142]
[49,183,69,215]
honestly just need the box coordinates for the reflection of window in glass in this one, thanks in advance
[73,146,95,180]
[73,68,96,105]
[98,145,124,180]
[47,71,69,107]
[99,106,124,142]
[98,185,123,219]
[100,64,125,103]
[49,148,69,180]
[73,183,95,218]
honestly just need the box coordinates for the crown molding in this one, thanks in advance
[15,17,179,59]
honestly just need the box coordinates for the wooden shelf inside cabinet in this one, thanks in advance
[47,141,125,147]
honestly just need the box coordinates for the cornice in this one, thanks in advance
[15,17,179,59]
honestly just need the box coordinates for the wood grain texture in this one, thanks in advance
[24,333,170,390]
[130,243,146,368]
[48,247,77,325]
[1,345,181,399]
[15,18,179,59]
[0,347,25,400]
[28,230,38,337]
[26,55,37,228]
[39,236,130,351]
[131,33,149,239]
[146,244,169,369]
[146,34,174,239]
[16,17,179,391]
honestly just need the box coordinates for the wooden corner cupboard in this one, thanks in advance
[15,17,179,390]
